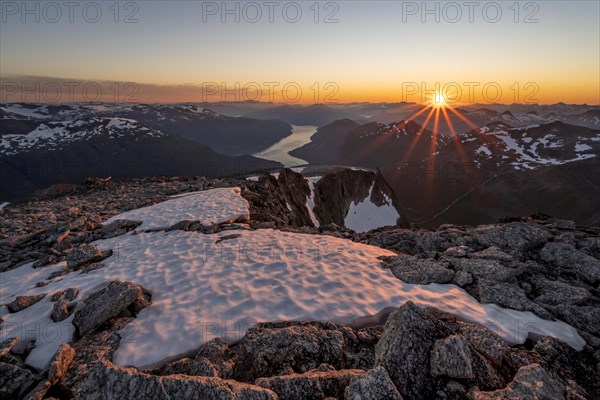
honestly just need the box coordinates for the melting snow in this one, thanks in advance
[103,187,249,230]
[0,188,586,371]
[344,185,400,233]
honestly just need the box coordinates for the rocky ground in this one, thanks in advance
[1,170,599,399]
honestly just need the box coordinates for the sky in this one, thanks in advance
[1,0,599,104]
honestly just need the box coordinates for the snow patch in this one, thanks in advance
[103,187,249,230]
[344,185,400,233]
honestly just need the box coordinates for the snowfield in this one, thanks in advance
[0,187,586,371]
[103,187,249,230]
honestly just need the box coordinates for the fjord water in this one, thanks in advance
[253,125,317,167]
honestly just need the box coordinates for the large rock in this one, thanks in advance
[344,366,403,400]
[477,279,553,320]
[451,258,520,282]
[72,281,147,336]
[374,301,451,400]
[77,360,278,400]
[66,244,111,270]
[430,335,474,379]
[0,337,18,357]
[0,362,38,398]
[6,294,45,313]
[48,344,75,384]
[387,255,455,284]
[149,357,218,377]
[467,364,564,400]
[277,168,315,227]
[255,369,365,400]
[63,318,276,400]
[233,321,347,382]
[553,305,600,336]
[539,242,600,284]
[530,277,591,306]
[458,321,507,363]
[472,222,551,254]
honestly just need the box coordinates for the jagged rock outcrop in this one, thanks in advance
[312,168,408,228]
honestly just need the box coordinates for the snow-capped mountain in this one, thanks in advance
[0,114,281,202]
[0,118,164,157]
[0,102,293,156]
[460,121,600,170]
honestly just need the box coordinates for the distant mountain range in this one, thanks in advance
[0,106,283,201]
[291,118,600,227]
[1,102,598,226]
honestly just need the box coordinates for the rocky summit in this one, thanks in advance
[0,168,599,400]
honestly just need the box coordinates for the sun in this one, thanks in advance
[433,92,446,107]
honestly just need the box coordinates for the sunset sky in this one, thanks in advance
[1,1,599,104]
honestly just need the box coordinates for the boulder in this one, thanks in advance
[6,294,46,313]
[233,321,347,382]
[477,280,553,320]
[388,254,455,284]
[150,357,218,377]
[457,322,507,363]
[553,305,600,336]
[0,362,38,398]
[374,301,451,400]
[255,369,365,400]
[471,222,551,254]
[48,344,75,383]
[430,335,474,379]
[539,242,600,284]
[467,364,564,400]
[530,277,591,306]
[66,244,111,270]
[344,366,403,400]
[72,281,147,336]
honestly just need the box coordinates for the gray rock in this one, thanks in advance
[98,219,142,239]
[472,222,552,254]
[467,345,507,391]
[66,244,111,270]
[553,305,600,336]
[150,357,218,377]
[233,321,347,382]
[48,343,75,383]
[467,364,564,400]
[77,360,278,400]
[470,246,514,262]
[374,301,451,400]
[457,322,507,363]
[51,298,73,322]
[431,335,473,379]
[452,258,520,282]
[453,271,473,287]
[255,369,365,400]
[6,294,46,313]
[0,362,38,398]
[477,279,553,320]
[388,254,455,284]
[444,246,471,258]
[0,337,18,358]
[72,281,145,336]
[22,380,51,400]
[344,366,403,400]
[531,277,591,306]
[539,242,600,284]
